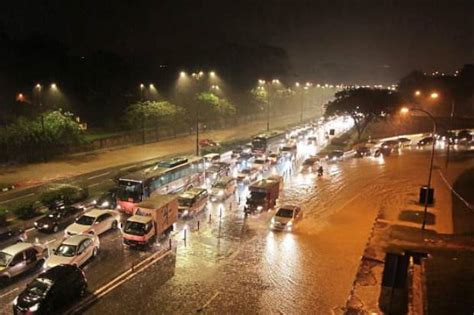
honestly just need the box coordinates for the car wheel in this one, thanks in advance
[93,247,98,257]
[53,225,59,233]
[111,221,118,229]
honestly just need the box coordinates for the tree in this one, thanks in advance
[325,88,402,140]
[0,109,83,162]
[125,101,182,129]
[196,92,236,124]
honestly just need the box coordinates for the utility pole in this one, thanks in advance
[445,100,455,169]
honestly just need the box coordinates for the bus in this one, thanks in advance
[251,130,287,154]
[117,156,205,214]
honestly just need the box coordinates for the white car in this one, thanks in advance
[45,234,100,269]
[65,209,120,236]
[270,205,303,232]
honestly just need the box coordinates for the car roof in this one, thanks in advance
[40,264,81,281]
[61,234,93,246]
[83,209,111,218]
[1,242,35,255]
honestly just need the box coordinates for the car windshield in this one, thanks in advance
[124,221,146,236]
[55,244,77,257]
[254,159,265,164]
[249,191,266,201]
[76,215,95,226]
[303,159,315,166]
[276,208,294,218]
[0,251,12,267]
[27,278,53,297]
[179,197,193,207]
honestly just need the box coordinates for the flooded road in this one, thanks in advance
[85,147,436,314]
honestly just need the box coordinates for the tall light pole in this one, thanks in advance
[259,79,280,131]
[400,106,437,230]
[445,99,455,169]
[35,83,46,161]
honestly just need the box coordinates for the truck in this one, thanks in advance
[122,194,178,247]
[244,176,283,215]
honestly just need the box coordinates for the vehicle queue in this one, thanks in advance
[2,117,352,314]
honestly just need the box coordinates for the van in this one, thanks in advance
[178,188,209,218]
[210,176,236,202]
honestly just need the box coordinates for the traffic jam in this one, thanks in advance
[3,116,467,314]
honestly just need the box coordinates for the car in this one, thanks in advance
[417,137,434,146]
[280,143,297,158]
[397,137,412,146]
[267,152,282,165]
[203,153,221,167]
[13,264,87,314]
[210,177,236,202]
[0,242,48,285]
[381,140,399,149]
[270,205,302,232]
[457,130,472,143]
[92,189,118,209]
[326,150,344,161]
[307,136,317,145]
[355,146,371,158]
[236,152,255,167]
[65,209,120,236]
[301,157,319,171]
[206,163,230,183]
[199,139,218,147]
[45,234,100,270]
[252,157,270,170]
[235,168,259,183]
[34,206,84,233]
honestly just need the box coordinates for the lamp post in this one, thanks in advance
[400,106,437,230]
[259,79,280,131]
[445,100,455,169]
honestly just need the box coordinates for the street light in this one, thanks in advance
[430,92,439,99]
[51,83,57,90]
[400,106,437,230]
[414,90,421,97]
[259,79,280,131]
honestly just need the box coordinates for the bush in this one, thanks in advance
[12,201,37,220]
[40,184,89,207]
[0,206,8,227]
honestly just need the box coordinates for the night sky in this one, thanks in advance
[1,0,472,83]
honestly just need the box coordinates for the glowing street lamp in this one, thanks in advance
[430,92,439,100]
[180,71,186,78]
[51,83,57,90]
[149,83,155,89]
[414,90,421,97]
[400,106,437,230]
[209,71,216,77]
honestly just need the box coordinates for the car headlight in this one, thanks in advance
[101,201,110,207]
[29,303,40,312]
[257,206,263,211]
[34,222,38,226]
[43,224,49,229]
[183,210,189,216]
[92,200,97,205]
[218,190,224,196]
[13,297,18,305]
[287,221,293,227]
[116,205,122,210]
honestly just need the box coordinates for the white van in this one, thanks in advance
[178,188,209,218]
[210,176,236,202]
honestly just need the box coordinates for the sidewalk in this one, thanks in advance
[0,113,306,189]
[344,150,474,314]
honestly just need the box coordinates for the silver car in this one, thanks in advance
[45,234,100,269]
[0,242,48,284]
